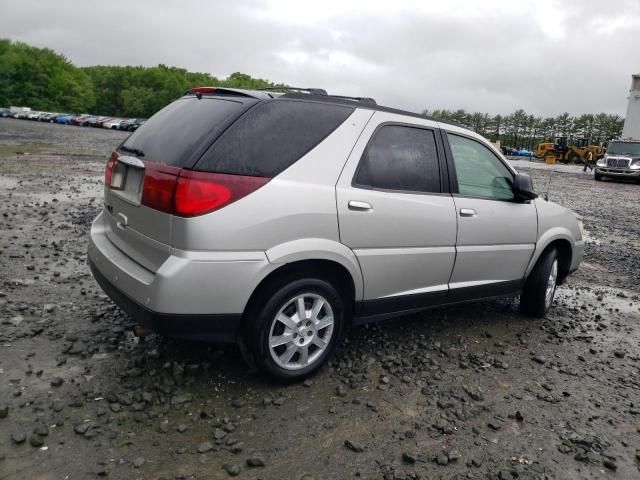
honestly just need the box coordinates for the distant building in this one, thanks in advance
[622,73,640,140]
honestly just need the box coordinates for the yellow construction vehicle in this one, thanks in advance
[534,137,604,164]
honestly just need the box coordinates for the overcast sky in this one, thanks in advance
[1,0,638,117]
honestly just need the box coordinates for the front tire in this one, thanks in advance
[520,248,558,318]
[568,153,581,164]
[594,173,602,181]
[248,277,345,381]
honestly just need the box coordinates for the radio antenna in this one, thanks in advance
[544,170,554,201]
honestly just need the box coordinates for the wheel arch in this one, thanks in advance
[526,235,573,285]
[241,239,363,331]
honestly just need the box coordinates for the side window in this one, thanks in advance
[354,125,440,193]
[196,100,354,177]
[447,133,514,200]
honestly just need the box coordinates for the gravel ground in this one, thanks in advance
[1,118,639,480]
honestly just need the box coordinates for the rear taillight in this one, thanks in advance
[140,163,182,213]
[104,152,117,186]
[138,162,269,217]
[174,170,269,217]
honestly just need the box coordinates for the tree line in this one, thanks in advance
[0,39,278,117]
[424,108,624,149]
[0,38,627,144]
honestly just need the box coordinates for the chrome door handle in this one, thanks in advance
[348,200,372,211]
[459,208,477,217]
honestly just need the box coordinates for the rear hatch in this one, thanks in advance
[103,93,258,272]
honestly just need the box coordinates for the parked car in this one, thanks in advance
[119,118,146,131]
[501,146,518,156]
[0,108,10,117]
[40,112,59,122]
[70,114,91,126]
[119,118,141,131]
[55,114,74,124]
[89,116,111,128]
[515,148,534,158]
[102,118,124,129]
[88,87,584,381]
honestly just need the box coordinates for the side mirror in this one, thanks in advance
[512,173,538,201]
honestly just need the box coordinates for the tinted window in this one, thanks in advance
[447,133,514,200]
[196,100,354,177]
[354,125,440,193]
[120,97,247,166]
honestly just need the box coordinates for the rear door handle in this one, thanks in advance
[348,200,372,211]
[459,208,477,217]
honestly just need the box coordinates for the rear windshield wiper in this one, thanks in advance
[119,145,145,157]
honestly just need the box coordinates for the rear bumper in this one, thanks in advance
[89,258,240,342]
[88,212,272,342]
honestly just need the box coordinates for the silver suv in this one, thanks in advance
[88,87,584,380]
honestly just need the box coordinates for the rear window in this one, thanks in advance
[195,99,354,177]
[119,97,248,166]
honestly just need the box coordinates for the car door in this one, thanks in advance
[443,129,537,299]
[336,113,457,318]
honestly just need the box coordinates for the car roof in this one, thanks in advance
[187,87,462,128]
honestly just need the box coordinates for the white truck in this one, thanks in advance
[595,74,640,182]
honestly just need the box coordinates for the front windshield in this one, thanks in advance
[607,141,640,156]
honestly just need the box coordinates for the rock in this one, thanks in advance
[463,384,485,401]
[223,463,240,476]
[133,457,145,468]
[246,455,266,467]
[436,453,449,465]
[29,434,43,447]
[198,441,214,453]
[344,440,364,452]
[532,356,547,365]
[402,452,417,464]
[231,398,246,408]
[336,385,347,397]
[73,423,90,435]
[0,405,8,418]
[613,350,625,359]
[33,424,49,436]
[11,432,26,444]
[176,424,187,433]
[602,459,617,470]
[447,449,461,461]
[50,377,64,387]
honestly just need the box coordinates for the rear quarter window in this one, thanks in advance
[195,99,354,177]
[119,97,249,166]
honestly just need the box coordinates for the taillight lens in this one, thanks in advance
[140,163,181,214]
[174,170,270,217]
[104,152,117,186]
[138,162,269,217]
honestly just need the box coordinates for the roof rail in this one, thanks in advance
[326,95,377,105]
[258,86,328,96]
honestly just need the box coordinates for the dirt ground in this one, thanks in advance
[1,118,639,480]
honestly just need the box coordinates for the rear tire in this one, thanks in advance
[247,277,345,382]
[520,248,558,318]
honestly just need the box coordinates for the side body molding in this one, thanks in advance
[265,238,364,301]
